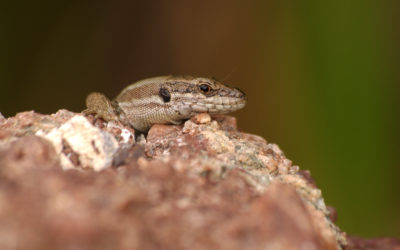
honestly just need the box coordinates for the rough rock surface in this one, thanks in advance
[0,110,398,250]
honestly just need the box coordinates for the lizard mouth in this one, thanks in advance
[189,95,247,114]
[172,85,247,116]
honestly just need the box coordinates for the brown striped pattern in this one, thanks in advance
[87,76,247,132]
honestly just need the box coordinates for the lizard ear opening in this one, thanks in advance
[159,87,171,103]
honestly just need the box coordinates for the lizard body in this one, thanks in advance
[84,75,246,132]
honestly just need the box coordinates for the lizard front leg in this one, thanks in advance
[83,92,119,122]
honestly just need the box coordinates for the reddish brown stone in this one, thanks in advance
[0,112,5,123]
[190,113,212,124]
[298,169,317,187]
[212,114,238,131]
[1,110,398,250]
[346,236,400,250]
[0,135,60,174]
[147,124,182,141]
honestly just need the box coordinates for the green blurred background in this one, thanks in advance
[2,0,399,238]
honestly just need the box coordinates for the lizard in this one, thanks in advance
[83,75,247,133]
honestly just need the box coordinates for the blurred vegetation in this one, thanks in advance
[1,0,399,238]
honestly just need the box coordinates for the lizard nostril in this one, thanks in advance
[234,88,246,99]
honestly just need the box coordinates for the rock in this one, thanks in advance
[147,124,182,142]
[211,114,238,131]
[0,135,60,178]
[0,109,398,250]
[36,115,119,171]
[0,112,5,123]
[190,113,212,124]
[345,236,400,250]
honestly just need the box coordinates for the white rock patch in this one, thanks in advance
[36,115,118,171]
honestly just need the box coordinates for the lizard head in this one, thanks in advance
[164,76,247,116]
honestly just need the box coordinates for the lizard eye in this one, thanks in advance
[199,84,211,93]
